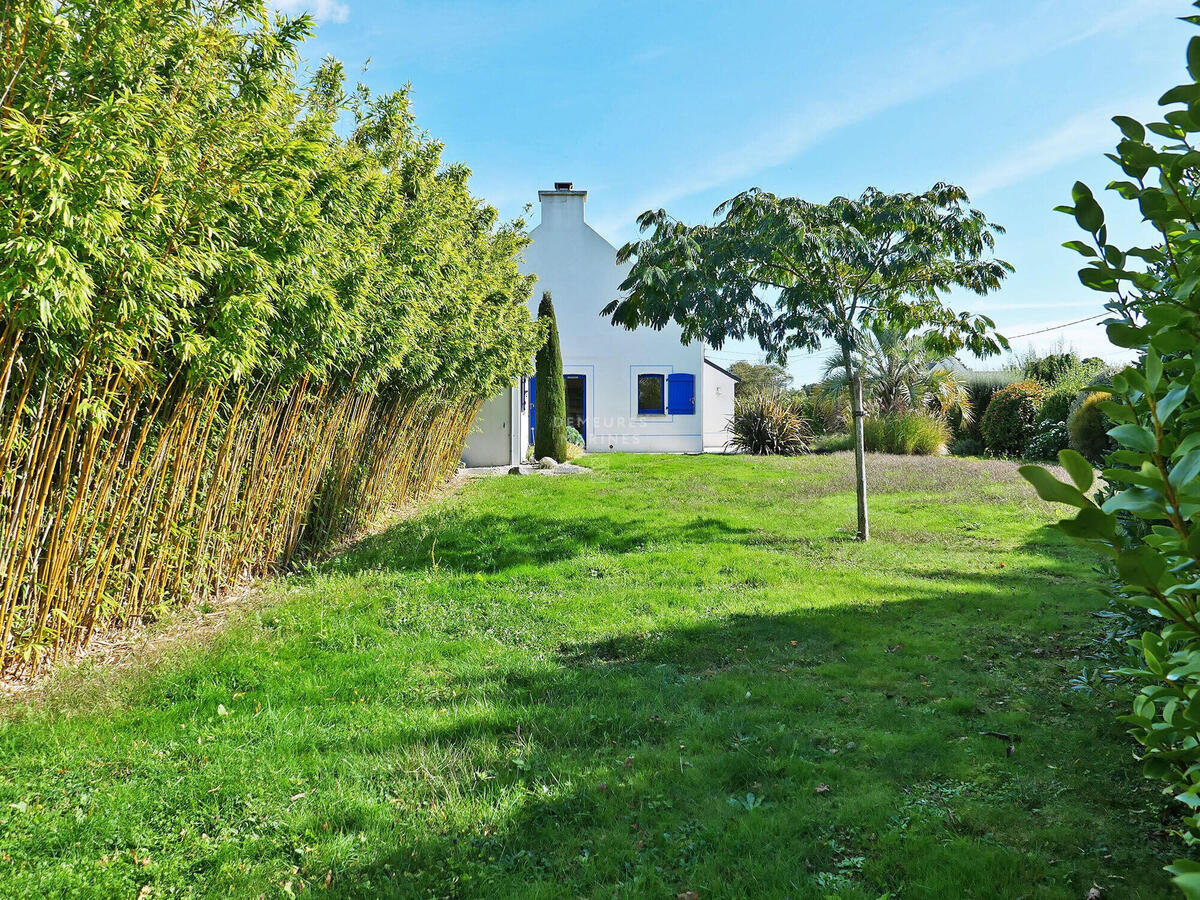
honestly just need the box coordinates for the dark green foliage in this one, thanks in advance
[793,384,847,435]
[1022,351,1105,385]
[1067,391,1114,463]
[534,292,568,462]
[810,432,854,453]
[960,369,1020,442]
[727,393,811,455]
[1020,11,1200,889]
[565,425,584,447]
[1038,389,1076,426]
[1023,422,1071,461]
[862,411,951,455]
[980,381,1048,457]
[950,436,985,456]
[729,360,792,396]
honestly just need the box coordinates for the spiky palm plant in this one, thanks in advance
[822,326,972,424]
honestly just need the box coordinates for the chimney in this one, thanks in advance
[538,182,587,228]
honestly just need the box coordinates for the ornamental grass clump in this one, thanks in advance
[1020,11,1200,889]
[862,411,950,455]
[0,0,542,676]
[727,394,812,455]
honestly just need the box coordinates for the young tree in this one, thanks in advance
[534,291,568,461]
[604,185,1012,540]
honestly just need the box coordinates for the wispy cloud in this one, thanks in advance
[970,98,1160,197]
[270,0,349,24]
[591,0,1177,237]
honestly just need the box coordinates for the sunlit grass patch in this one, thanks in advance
[0,454,1173,898]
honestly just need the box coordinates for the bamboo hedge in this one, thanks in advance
[0,0,543,676]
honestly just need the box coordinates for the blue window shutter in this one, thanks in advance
[528,376,536,443]
[666,373,695,414]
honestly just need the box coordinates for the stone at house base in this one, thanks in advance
[463,462,591,478]
[538,456,557,469]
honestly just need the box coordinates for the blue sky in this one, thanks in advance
[274,0,1189,384]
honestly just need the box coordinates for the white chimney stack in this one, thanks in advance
[538,182,587,228]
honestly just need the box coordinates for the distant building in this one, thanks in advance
[462,184,738,466]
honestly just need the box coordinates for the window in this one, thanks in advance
[637,374,665,415]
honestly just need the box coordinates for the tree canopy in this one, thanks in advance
[729,360,792,396]
[605,184,1012,539]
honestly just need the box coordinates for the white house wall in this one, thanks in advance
[461,386,518,467]
[703,363,737,450]
[519,189,706,454]
[461,186,738,463]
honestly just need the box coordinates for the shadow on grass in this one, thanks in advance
[324,511,756,576]
[311,568,1145,897]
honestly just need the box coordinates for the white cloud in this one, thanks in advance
[970,99,1159,197]
[591,0,1177,237]
[270,0,349,24]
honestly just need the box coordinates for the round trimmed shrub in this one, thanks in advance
[950,436,984,456]
[863,411,950,455]
[1068,391,1113,462]
[980,380,1047,457]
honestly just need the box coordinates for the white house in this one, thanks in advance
[462,183,739,466]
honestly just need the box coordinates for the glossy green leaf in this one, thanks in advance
[1057,449,1094,492]
[1109,423,1158,453]
[1018,465,1090,509]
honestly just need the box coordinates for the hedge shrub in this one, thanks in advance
[1036,388,1075,427]
[960,370,1019,443]
[1019,26,1200,890]
[979,380,1047,456]
[0,0,542,675]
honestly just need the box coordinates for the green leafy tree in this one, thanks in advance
[605,185,1011,540]
[1019,9,1200,891]
[729,360,792,396]
[534,291,567,462]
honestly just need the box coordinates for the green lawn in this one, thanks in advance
[0,454,1176,898]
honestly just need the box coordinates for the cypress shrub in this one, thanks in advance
[1067,391,1113,462]
[533,292,568,462]
[980,381,1048,456]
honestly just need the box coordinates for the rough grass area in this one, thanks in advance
[0,454,1174,898]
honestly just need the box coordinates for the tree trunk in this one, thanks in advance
[843,346,869,541]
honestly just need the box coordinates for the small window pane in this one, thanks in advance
[638,374,664,414]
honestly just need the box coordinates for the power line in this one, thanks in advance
[1005,313,1106,340]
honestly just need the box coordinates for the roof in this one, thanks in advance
[704,357,741,382]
